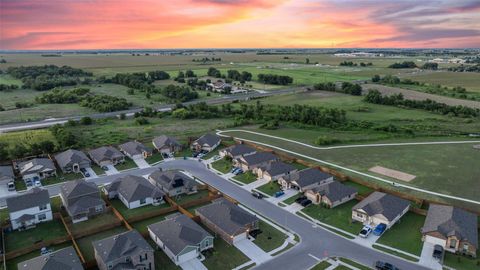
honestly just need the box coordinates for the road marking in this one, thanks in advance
[308,253,322,261]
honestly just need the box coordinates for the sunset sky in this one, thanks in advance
[1,0,479,50]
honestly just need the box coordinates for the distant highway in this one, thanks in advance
[0,87,304,133]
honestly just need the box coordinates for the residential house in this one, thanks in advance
[148,169,198,197]
[304,181,357,208]
[234,152,279,172]
[0,165,14,184]
[152,135,182,154]
[17,158,57,183]
[255,161,297,182]
[209,80,232,93]
[421,204,478,257]
[352,192,410,228]
[17,246,83,270]
[104,175,165,209]
[6,187,52,230]
[88,146,125,167]
[148,213,214,265]
[191,134,221,152]
[118,141,152,159]
[55,149,91,174]
[93,230,154,270]
[279,168,334,191]
[196,198,259,245]
[219,144,256,159]
[60,179,106,223]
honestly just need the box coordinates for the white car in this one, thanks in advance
[34,179,42,187]
[359,225,373,238]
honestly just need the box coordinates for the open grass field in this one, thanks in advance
[253,220,288,252]
[69,211,120,235]
[0,129,57,147]
[403,71,480,93]
[173,189,210,205]
[4,219,68,251]
[211,158,233,173]
[109,199,172,221]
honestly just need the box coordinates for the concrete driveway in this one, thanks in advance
[84,167,98,179]
[419,242,442,270]
[234,238,271,265]
[179,258,207,270]
[104,165,119,175]
[267,188,298,204]
[133,158,150,168]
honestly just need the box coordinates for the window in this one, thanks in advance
[140,198,146,205]
[463,243,469,252]
[95,205,103,212]
[39,204,47,211]
[450,239,457,249]
[38,213,47,221]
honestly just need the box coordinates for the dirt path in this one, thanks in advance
[364,84,480,109]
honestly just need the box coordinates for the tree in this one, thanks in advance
[8,144,29,159]
[37,140,56,153]
[0,142,9,161]
[79,116,93,125]
[185,70,196,77]
[207,67,221,78]
[305,58,310,64]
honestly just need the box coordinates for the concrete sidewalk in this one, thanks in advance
[234,238,272,265]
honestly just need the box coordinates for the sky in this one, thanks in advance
[1,0,479,50]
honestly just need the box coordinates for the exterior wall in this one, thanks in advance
[305,191,321,204]
[327,192,357,208]
[425,233,477,257]
[149,229,198,265]
[198,215,238,245]
[352,205,409,228]
[9,205,53,230]
[278,178,291,190]
[352,209,368,223]
[22,169,57,182]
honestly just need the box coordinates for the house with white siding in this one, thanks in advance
[6,188,52,230]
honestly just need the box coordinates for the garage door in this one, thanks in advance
[232,232,247,244]
[425,235,447,246]
[177,250,198,264]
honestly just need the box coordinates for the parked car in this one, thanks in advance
[359,225,373,238]
[213,155,221,161]
[252,191,264,199]
[233,168,243,175]
[7,181,15,191]
[230,167,238,173]
[197,153,205,158]
[295,196,307,203]
[373,223,387,236]
[432,245,444,261]
[200,150,209,155]
[300,199,312,207]
[375,261,399,270]
[102,166,109,171]
[34,179,42,187]
[274,191,285,198]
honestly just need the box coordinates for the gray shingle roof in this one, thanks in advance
[422,204,478,248]
[194,134,221,148]
[105,175,164,203]
[17,246,83,270]
[283,168,332,188]
[6,187,50,212]
[195,198,259,236]
[93,230,153,264]
[224,144,256,157]
[309,181,357,203]
[54,149,90,169]
[118,141,152,156]
[88,146,124,162]
[0,165,14,181]
[61,179,98,200]
[353,192,410,221]
[237,152,278,167]
[149,169,197,191]
[153,135,181,149]
[260,161,296,176]
[148,214,212,255]
[18,158,56,175]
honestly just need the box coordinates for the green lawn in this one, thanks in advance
[5,219,68,252]
[342,181,373,196]
[253,220,288,252]
[338,258,372,270]
[211,158,233,173]
[202,148,223,160]
[109,199,172,220]
[76,227,128,261]
[372,245,418,262]
[69,211,120,235]
[444,251,480,270]
[233,171,258,184]
[256,181,282,196]
[175,147,194,158]
[173,190,210,205]
[289,161,308,170]
[14,181,27,191]
[50,196,63,212]
[0,208,8,224]
[282,193,302,205]
[114,158,138,171]
[301,200,362,235]
[334,265,353,270]
[147,239,181,270]
[41,172,83,186]
[202,237,250,270]
[145,153,164,164]
[91,164,105,175]
[311,261,332,270]
[131,214,170,234]
[376,212,425,256]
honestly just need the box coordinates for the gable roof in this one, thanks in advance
[88,146,124,162]
[283,168,332,188]
[422,204,478,248]
[224,144,256,157]
[148,214,212,255]
[149,169,197,191]
[6,187,50,212]
[237,152,278,166]
[0,165,14,181]
[260,161,296,176]
[153,135,181,149]
[118,141,151,156]
[17,246,83,270]
[18,158,56,175]
[60,179,99,200]
[105,175,164,203]
[93,230,153,264]
[55,149,90,169]
[353,192,410,221]
[195,198,259,236]
[308,181,357,202]
[194,134,221,148]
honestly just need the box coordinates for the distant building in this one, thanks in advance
[55,149,91,174]
[191,134,221,152]
[255,161,297,182]
[304,181,357,208]
[118,141,152,159]
[152,135,182,154]
[278,168,333,191]
[88,146,125,167]
[219,144,256,159]
[17,246,83,270]
[6,187,52,230]
[234,152,279,172]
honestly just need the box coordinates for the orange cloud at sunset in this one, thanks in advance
[0,0,479,49]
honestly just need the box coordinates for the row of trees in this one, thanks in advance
[448,64,480,73]
[227,70,252,82]
[339,61,372,67]
[161,85,199,102]
[313,82,362,96]
[36,88,90,104]
[372,75,469,96]
[192,57,221,62]
[388,61,417,69]
[0,84,19,91]
[364,90,479,118]
[257,74,293,85]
